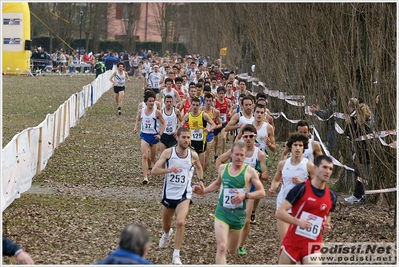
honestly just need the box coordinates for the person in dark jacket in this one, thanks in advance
[95,223,153,265]
[104,52,119,71]
[2,235,35,264]
[310,90,337,153]
[343,97,372,204]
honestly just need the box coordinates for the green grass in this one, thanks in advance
[2,75,95,146]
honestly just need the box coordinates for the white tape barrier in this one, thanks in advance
[246,74,396,194]
[312,127,355,172]
[269,109,396,148]
[365,187,397,195]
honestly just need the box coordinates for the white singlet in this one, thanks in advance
[276,157,309,211]
[163,148,194,200]
[114,71,126,87]
[302,135,315,163]
[244,147,259,169]
[254,122,269,152]
[141,108,158,134]
[237,112,254,135]
[162,107,178,135]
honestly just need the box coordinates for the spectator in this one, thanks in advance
[104,52,119,71]
[2,235,35,264]
[310,89,337,153]
[95,223,153,265]
[344,98,372,204]
[94,58,105,78]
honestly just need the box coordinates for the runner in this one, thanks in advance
[268,133,315,245]
[215,124,268,256]
[161,78,181,107]
[280,120,323,162]
[109,62,131,115]
[213,86,231,161]
[202,93,222,171]
[160,95,183,153]
[151,127,205,265]
[133,91,166,185]
[224,96,255,137]
[179,97,216,169]
[276,155,337,264]
[193,141,265,264]
[147,64,164,101]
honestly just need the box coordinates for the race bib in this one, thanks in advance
[191,129,203,141]
[223,188,244,209]
[295,211,323,240]
[220,114,227,123]
[165,121,174,134]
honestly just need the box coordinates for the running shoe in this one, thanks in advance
[344,195,365,204]
[159,228,173,248]
[118,109,121,115]
[237,246,247,255]
[172,255,182,265]
[250,213,257,225]
[142,177,149,185]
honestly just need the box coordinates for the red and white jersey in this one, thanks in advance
[283,180,333,244]
[215,97,230,124]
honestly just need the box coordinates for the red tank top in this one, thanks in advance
[215,98,229,124]
[282,180,332,244]
[183,98,191,128]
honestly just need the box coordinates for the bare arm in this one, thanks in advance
[192,151,205,188]
[213,109,222,129]
[280,142,290,160]
[203,113,216,132]
[224,113,241,132]
[232,166,265,205]
[258,150,269,182]
[215,150,232,170]
[307,160,315,180]
[133,103,142,134]
[203,164,224,194]
[151,149,173,176]
[179,113,189,128]
[156,110,166,135]
[109,72,117,85]
[268,160,285,196]
[313,140,323,158]
[266,124,276,152]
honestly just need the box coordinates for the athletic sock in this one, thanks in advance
[173,249,180,256]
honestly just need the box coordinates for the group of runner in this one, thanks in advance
[111,55,337,265]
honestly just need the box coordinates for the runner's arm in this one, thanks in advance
[156,110,166,135]
[280,142,290,161]
[224,113,240,132]
[151,149,173,175]
[268,160,284,195]
[266,124,277,152]
[203,164,224,194]
[258,150,269,182]
[215,150,232,170]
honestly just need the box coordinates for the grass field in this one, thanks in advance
[2,74,396,265]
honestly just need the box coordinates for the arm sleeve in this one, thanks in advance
[285,183,306,206]
[2,236,21,256]
[315,108,333,120]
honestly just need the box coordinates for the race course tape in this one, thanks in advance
[365,187,397,194]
